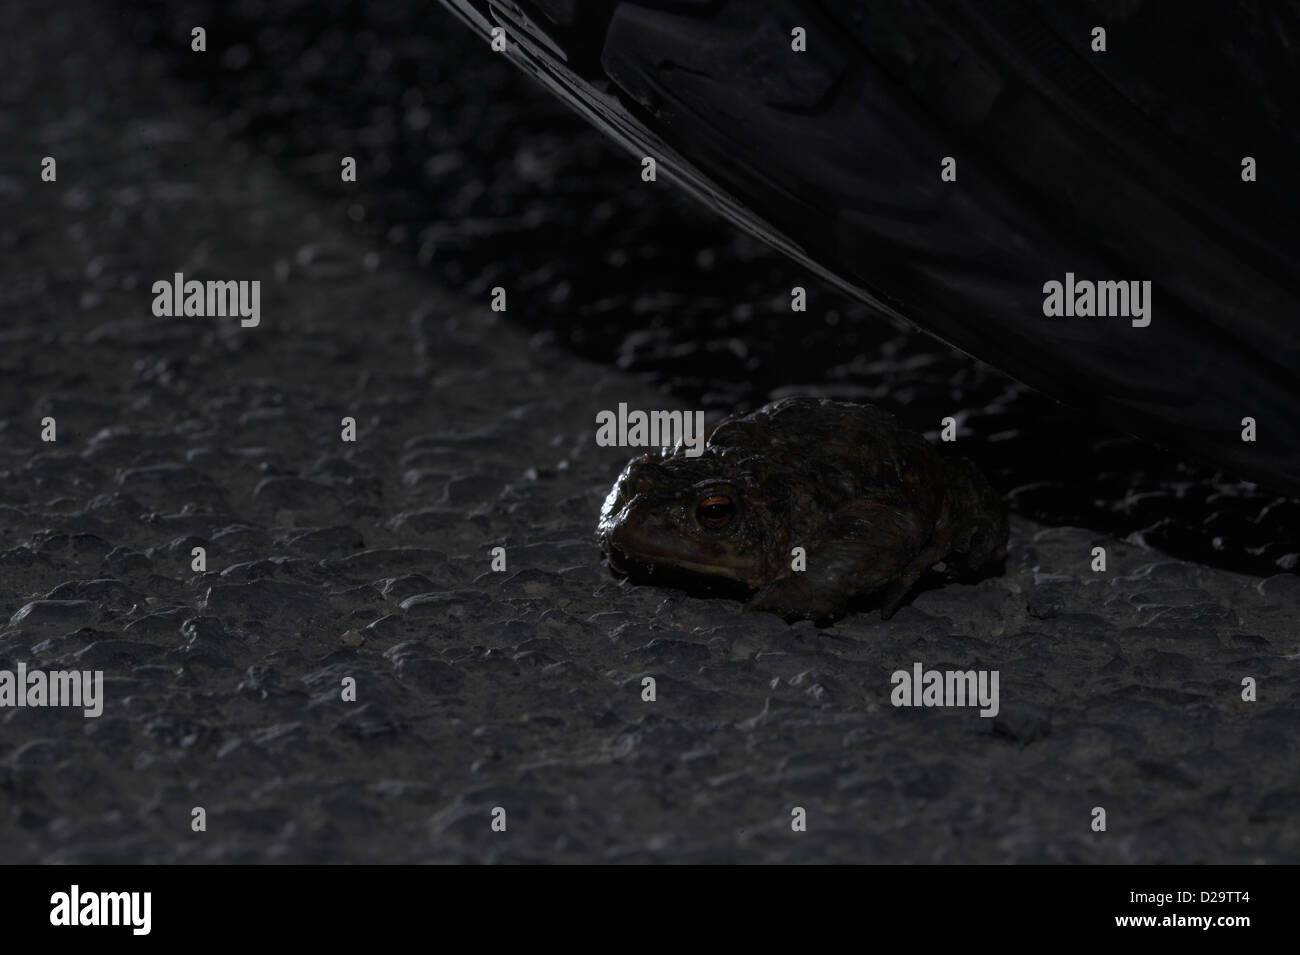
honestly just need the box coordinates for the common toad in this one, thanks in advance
[597,396,1008,623]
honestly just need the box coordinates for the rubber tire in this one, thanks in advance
[440,0,1300,495]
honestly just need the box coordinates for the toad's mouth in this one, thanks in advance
[604,541,757,590]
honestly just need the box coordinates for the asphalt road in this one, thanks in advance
[0,0,1296,863]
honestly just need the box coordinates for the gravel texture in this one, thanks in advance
[0,1,1296,863]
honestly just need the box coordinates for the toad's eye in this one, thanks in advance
[696,495,734,529]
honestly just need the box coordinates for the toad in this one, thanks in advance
[597,396,1008,623]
